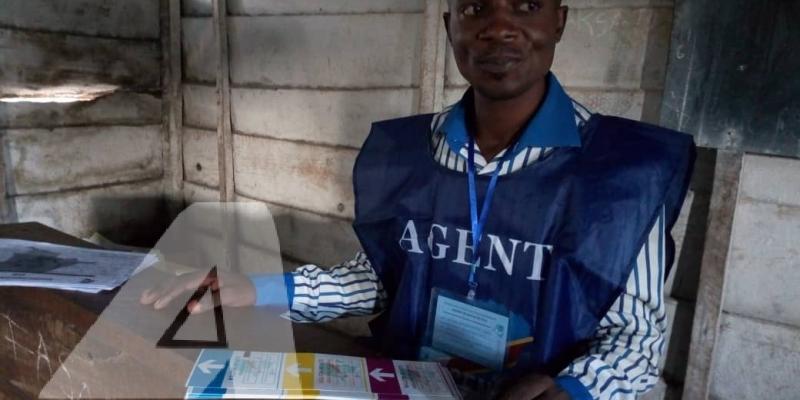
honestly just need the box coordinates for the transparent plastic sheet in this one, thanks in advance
[39,202,295,399]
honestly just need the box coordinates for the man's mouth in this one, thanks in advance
[475,49,524,75]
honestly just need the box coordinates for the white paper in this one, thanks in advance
[314,354,369,392]
[0,238,156,293]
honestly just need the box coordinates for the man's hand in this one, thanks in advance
[496,374,570,400]
[140,270,256,313]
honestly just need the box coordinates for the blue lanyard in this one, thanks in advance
[466,135,518,299]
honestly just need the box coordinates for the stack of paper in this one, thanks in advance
[185,350,463,400]
[0,238,157,293]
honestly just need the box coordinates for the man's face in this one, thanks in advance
[445,0,567,100]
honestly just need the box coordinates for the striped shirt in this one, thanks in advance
[283,102,666,399]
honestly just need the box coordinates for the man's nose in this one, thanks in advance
[477,11,521,42]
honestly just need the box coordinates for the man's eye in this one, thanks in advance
[518,1,542,12]
[461,4,483,16]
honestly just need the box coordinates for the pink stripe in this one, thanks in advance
[366,357,402,395]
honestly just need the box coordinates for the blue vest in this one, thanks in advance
[352,113,695,378]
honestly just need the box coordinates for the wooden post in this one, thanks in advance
[213,0,234,203]
[682,151,743,399]
[212,0,239,272]
[0,133,11,223]
[161,0,184,217]
[418,0,448,114]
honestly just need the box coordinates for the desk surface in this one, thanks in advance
[0,222,375,400]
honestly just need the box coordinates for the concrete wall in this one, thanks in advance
[707,154,800,399]
[0,0,168,245]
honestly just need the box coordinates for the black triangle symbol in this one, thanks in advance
[156,266,228,348]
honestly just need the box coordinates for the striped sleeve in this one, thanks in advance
[557,206,668,399]
[287,252,387,323]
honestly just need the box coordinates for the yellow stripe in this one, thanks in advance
[280,353,319,396]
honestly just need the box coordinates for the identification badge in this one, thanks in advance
[423,288,509,371]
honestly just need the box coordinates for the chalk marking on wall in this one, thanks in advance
[576,10,596,36]
[36,330,53,381]
[78,382,90,399]
[57,351,76,400]
[54,352,92,400]
[2,312,34,360]
[574,10,625,39]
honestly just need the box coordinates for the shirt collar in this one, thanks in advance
[439,72,582,153]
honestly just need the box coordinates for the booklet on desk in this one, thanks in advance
[185,349,463,400]
[0,238,157,293]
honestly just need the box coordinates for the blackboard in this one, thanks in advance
[660,0,800,158]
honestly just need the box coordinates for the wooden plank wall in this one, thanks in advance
[0,0,167,245]
[180,0,427,265]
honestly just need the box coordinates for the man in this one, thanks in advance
[142,1,695,398]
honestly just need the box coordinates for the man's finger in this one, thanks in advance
[153,272,206,309]
[186,283,224,314]
[187,284,246,314]
[140,276,180,305]
[187,299,209,314]
[140,288,158,304]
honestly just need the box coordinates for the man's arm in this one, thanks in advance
[252,251,387,322]
[555,206,668,399]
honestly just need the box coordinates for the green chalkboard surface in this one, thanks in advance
[661,0,800,158]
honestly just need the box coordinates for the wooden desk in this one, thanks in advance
[0,223,375,399]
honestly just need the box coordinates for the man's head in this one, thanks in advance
[444,0,568,101]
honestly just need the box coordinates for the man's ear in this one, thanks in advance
[555,6,568,42]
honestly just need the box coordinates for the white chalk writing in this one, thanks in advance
[2,313,34,360]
